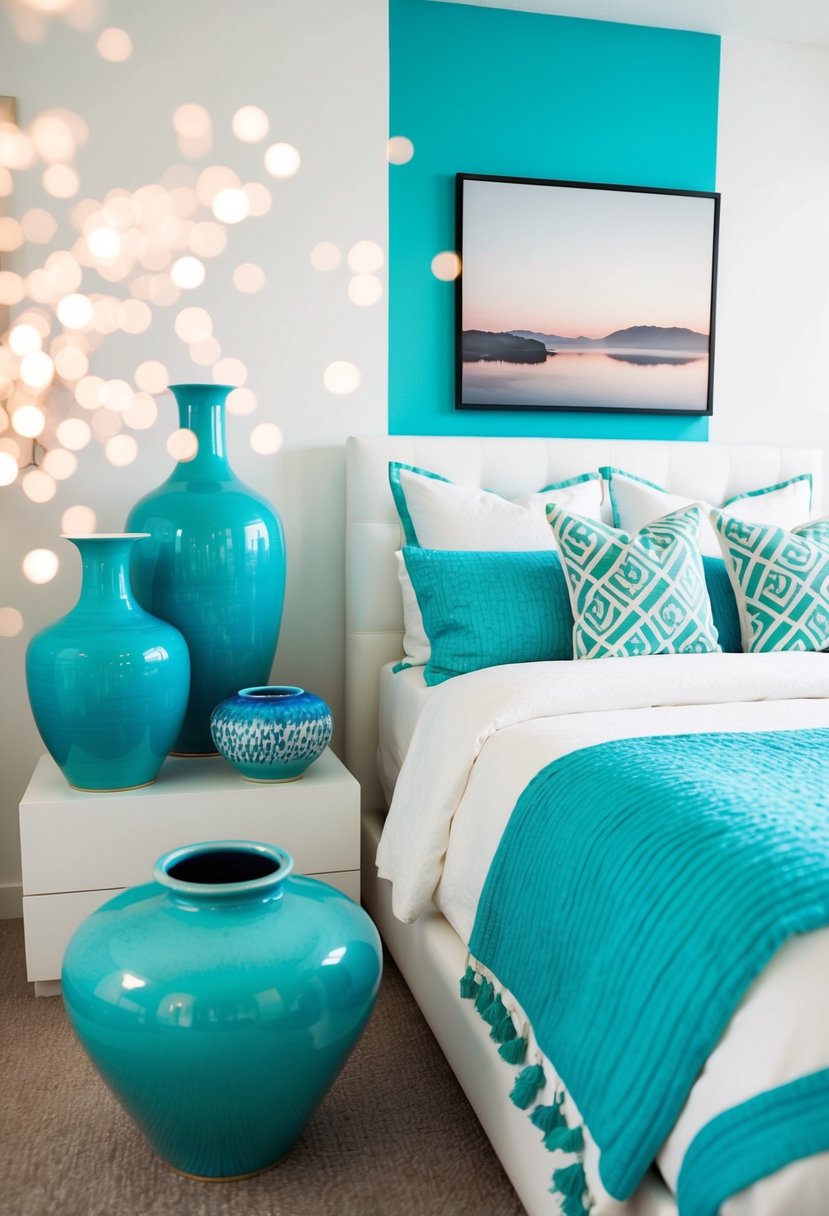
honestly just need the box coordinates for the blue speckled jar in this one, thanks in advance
[61,840,382,1180]
[210,685,333,782]
[25,534,190,792]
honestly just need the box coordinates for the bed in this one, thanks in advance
[344,434,829,1216]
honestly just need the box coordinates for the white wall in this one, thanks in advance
[713,36,829,486]
[0,0,388,913]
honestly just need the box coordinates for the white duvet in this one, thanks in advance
[376,652,829,1215]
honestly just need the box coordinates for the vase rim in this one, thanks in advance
[61,532,151,541]
[167,382,235,393]
[154,840,294,900]
[238,685,305,699]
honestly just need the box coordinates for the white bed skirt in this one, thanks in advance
[361,806,676,1216]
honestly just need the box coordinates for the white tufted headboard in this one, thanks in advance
[345,435,823,812]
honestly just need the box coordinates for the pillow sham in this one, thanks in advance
[547,504,721,660]
[390,462,604,667]
[603,467,813,560]
[710,511,829,653]
[390,462,604,549]
[402,547,574,686]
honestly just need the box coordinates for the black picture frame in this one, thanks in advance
[455,173,720,416]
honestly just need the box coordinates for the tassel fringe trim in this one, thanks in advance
[552,1163,591,1216]
[460,958,592,1214]
[510,1062,545,1109]
[459,965,480,1000]
[498,1034,527,1064]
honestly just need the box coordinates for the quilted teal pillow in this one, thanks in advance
[710,511,829,652]
[702,557,741,654]
[402,548,574,685]
[546,504,721,659]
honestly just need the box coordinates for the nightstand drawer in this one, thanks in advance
[23,869,361,983]
[20,749,360,895]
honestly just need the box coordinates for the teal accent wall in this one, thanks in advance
[388,0,720,440]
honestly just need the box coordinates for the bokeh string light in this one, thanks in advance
[249,421,283,455]
[323,361,361,395]
[387,136,415,165]
[232,263,265,294]
[431,251,462,281]
[1,18,402,608]
[0,606,24,637]
[232,106,269,144]
[60,503,96,534]
[226,386,256,416]
[22,548,59,585]
[310,241,342,272]
[0,126,387,473]
[263,142,300,179]
[96,27,133,63]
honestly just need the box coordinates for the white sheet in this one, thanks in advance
[377,652,829,922]
[377,662,430,803]
[376,652,829,1215]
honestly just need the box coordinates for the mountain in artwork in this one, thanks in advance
[507,325,709,351]
[461,330,548,363]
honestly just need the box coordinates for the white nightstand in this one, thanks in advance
[19,748,361,996]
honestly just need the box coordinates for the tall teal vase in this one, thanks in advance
[25,534,190,791]
[61,840,383,1180]
[125,384,286,755]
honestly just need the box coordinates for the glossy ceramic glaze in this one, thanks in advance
[61,840,382,1180]
[25,535,190,791]
[125,384,286,755]
[210,685,333,782]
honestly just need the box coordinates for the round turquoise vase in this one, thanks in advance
[210,685,333,782]
[125,383,286,756]
[61,841,382,1180]
[25,534,190,792]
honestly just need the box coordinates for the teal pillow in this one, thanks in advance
[702,557,741,654]
[547,504,721,659]
[402,548,574,686]
[711,511,829,652]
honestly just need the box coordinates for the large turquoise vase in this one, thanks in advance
[61,840,382,1180]
[25,534,190,791]
[125,383,286,755]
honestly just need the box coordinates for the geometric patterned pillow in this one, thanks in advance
[546,503,720,659]
[710,510,829,653]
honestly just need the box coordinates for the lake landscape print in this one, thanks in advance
[457,175,719,415]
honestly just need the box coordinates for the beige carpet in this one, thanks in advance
[0,918,524,1216]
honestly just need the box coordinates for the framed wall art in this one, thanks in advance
[455,173,720,416]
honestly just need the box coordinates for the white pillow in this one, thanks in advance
[394,466,604,549]
[395,549,431,666]
[604,468,813,559]
[389,464,604,667]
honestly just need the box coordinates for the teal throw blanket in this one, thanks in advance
[468,729,829,1201]
[677,1068,829,1216]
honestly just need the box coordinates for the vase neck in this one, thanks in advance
[168,384,233,480]
[153,841,294,908]
[69,535,146,613]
